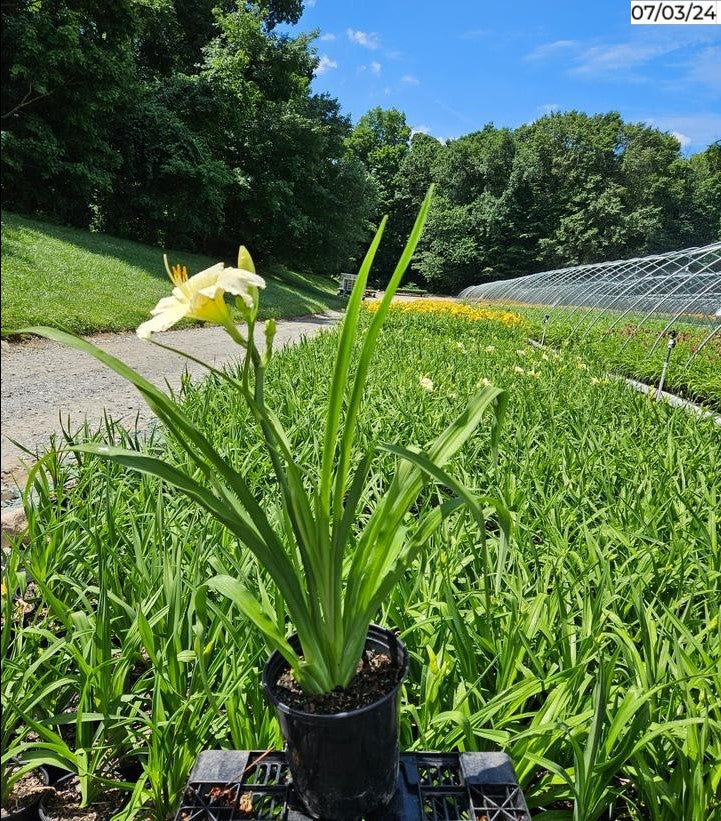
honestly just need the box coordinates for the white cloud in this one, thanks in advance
[686,47,721,92]
[526,40,577,61]
[384,86,392,95]
[315,55,337,75]
[644,115,721,149]
[319,32,336,41]
[347,29,380,49]
[527,33,719,90]
[401,74,419,85]
[671,131,692,148]
[571,42,679,76]
[305,0,316,6]
[410,124,430,137]
[370,61,382,75]
[539,103,560,115]
[462,29,491,40]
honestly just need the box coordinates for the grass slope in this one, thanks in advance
[1,212,345,335]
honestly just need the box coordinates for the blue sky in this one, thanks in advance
[285,0,720,153]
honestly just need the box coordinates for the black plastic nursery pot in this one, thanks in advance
[262,624,409,819]
[1,766,49,821]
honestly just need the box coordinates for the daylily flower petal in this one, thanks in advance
[150,296,182,316]
[185,263,226,292]
[137,302,189,338]
[199,268,265,300]
[188,292,233,325]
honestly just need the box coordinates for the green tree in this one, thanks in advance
[1,0,136,225]
[689,141,721,240]
[347,107,412,281]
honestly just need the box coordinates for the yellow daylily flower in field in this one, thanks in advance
[419,376,434,392]
[363,299,527,328]
[137,248,265,339]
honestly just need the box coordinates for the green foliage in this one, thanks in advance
[1,1,375,271]
[3,307,719,819]
[1,0,136,225]
[22,192,512,695]
[521,306,721,410]
[689,141,721,239]
[347,107,412,281]
[0,213,344,335]
[364,112,718,293]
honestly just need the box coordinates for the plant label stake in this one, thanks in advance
[540,314,550,347]
[656,329,677,401]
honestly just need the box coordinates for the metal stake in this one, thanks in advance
[656,330,677,401]
[540,314,550,346]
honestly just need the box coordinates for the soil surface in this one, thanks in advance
[274,650,403,714]
[1,312,341,490]
[40,776,127,821]
[1,769,50,816]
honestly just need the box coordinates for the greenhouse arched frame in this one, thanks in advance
[459,242,721,368]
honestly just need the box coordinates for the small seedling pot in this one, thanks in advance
[262,624,408,819]
[2,765,49,821]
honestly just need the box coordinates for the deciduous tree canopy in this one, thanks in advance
[352,111,720,291]
[1,0,375,270]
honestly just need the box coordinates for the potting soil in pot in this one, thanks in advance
[41,777,126,821]
[1,770,50,818]
[273,648,403,713]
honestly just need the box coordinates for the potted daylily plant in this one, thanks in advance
[22,188,508,818]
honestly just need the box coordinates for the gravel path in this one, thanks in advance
[1,312,341,493]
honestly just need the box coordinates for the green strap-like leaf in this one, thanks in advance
[69,444,312,639]
[345,384,506,615]
[332,186,435,530]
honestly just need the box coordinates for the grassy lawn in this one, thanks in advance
[1,212,345,335]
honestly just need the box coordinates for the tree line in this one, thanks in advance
[348,108,721,292]
[3,1,719,292]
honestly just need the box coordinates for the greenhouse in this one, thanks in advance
[458,243,721,406]
[460,242,721,331]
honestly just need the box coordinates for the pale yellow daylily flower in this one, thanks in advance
[137,250,265,339]
[576,362,589,371]
[419,376,434,392]
[477,377,492,388]
[484,345,496,353]
[516,349,527,357]
[527,369,540,378]
[541,353,549,361]
[513,365,525,375]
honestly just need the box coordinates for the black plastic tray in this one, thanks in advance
[176,749,531,820]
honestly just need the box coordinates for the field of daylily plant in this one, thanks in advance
[3,300,720,819]
[513,307,721,411]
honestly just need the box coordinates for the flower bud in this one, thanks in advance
[238,245,256,274]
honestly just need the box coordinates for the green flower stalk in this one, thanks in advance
[20,186,508,694]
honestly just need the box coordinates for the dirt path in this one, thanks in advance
[1,312,341,494]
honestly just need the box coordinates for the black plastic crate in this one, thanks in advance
[175,749,531,820]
